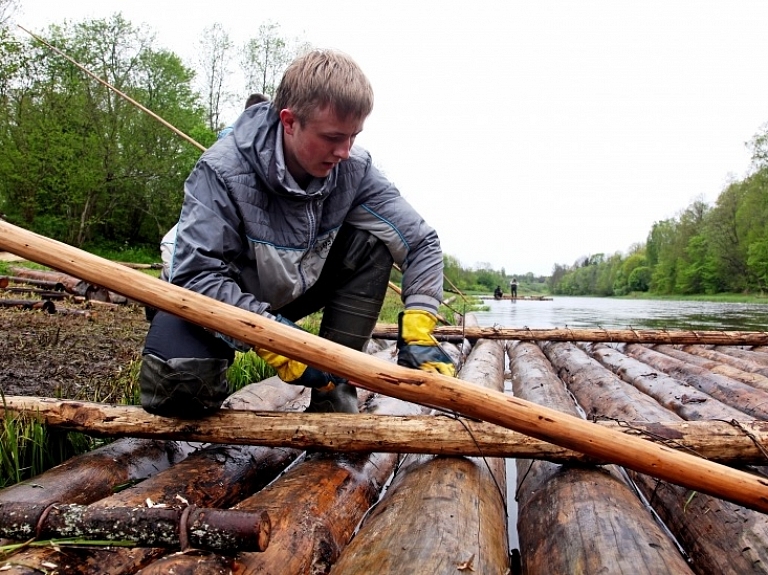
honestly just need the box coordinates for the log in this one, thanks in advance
[714,345,768,367]
[0,502,270,552]
[371,323,768,345]
[511,342,692,574]
[5,395,768,464]
[2,221,768,513]
[332,337,509,575]
[625,344,768,419]
[682,344,768,381]
[588,344,748,422]
[9,266,121,303]
[2,286,70,299]
[547,342,768,574]
[655,344,768,393]
[0,298,55,313]
[1,275,66,291]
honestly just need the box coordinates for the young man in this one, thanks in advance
[140,49,453,417]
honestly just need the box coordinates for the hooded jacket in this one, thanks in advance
[169,102,444,318]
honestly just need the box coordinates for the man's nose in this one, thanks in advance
[333,140,352,159]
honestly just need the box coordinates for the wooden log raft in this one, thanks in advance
[0,502,270,553]
[370,324,768,345]
[548,342,768,574]
[332,337,509,574]
[625,343,768,419]
[681,344,768,381]
[511,342,692,574]
[3,221,768,513]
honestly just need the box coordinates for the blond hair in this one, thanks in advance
[274,49,374,124]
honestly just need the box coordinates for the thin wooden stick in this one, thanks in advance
[4,221,768,513]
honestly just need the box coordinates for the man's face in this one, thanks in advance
[280,105,365,188]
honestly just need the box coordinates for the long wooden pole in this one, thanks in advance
[17,25,207,153]
[3,221,768,513]
[372,324,768,345]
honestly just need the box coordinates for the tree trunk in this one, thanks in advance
[513,342,692,574]
[549,341,768,575]
[682,344,768,380]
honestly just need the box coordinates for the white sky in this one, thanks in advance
[15,0,768,276]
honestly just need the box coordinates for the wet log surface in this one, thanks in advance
[513,342,692,574]
[332,338,509,575]
[625,343,768,419]
[554,342,768,575]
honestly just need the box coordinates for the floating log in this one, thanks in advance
[654,344,768,393]
[589,344,748,422]
[371,324,768,345]
[681,344,768,380]
[0,502,270,553]
[4,395,768,464]
[625,344,768,419]
[0,298,55,313]
[333,337,509,574]
[714,345,768,367]
[3,222,768,513]
[549,342,768,574]
[511,342,692,574]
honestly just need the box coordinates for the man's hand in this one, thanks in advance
[396,309,456,376]
[257,315,346,390]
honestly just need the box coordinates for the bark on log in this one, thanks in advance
[371,323,768,345]
[3,222,768,514]
[0,502,270,552]
[9,266,121,303]
[332,338,509,575]
[625,343,768,419]
[549,342,768,575]
[653,344,768,393]
[512,342,692,575]
[3,395,768,464]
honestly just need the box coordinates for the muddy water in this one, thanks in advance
[473,295,768,553]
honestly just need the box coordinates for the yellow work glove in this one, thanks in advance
[256,315,345,390]
[396,309,456,376]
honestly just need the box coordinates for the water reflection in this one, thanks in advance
[473,296,768,330]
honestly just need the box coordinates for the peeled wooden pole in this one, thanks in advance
[372,324,768,345]
[2,221,768,513]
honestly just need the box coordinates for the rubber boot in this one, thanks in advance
[139,353,230,418]
[305,381,359,413]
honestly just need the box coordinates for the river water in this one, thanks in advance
[470,295,768,553]
[473,295,768,331]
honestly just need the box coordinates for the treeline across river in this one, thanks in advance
[549,136,768,297]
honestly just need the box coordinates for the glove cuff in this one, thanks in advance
[256,348,306,383]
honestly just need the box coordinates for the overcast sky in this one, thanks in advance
[15,1,768,276]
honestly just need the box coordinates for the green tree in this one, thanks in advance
[240,21,302,99]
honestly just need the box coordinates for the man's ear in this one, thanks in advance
[279,109,297,135]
